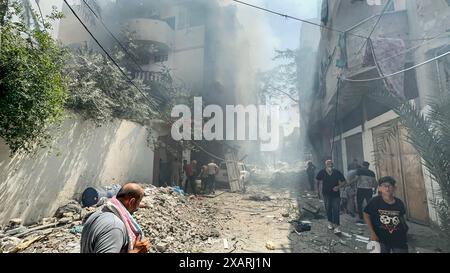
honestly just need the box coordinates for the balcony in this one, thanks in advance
[135,71,165,83]
[126,18,174,51]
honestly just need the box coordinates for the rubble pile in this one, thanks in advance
[0,185,219,253]
[250,162,308,191]
[136,185,220,253]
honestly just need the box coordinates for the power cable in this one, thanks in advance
[191,141,226,162]
[347,32,450,71]
[342,50,450,82]
[62,0,163,111]
[230,0,369,40]
[34,0,45,30]
[357,0,392,54]
[81,0,144,73]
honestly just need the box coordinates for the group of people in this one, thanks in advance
[307,159,409,253]
[182,159,219,195]
[79,158,409,254]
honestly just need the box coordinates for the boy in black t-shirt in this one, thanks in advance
[364,176,409,253]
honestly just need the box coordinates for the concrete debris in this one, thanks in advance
[9,235,46,253]
[295,222,311,233]
[223,239,229,249]
[4,226,28,237]
[156,242,168,253]
[54,201,82,219]
[248,194,271,202]
[0,236,22,253]
[0,185,219,253]
[42,218,57,225]
[265,241,276,250]
[8,219,22,228]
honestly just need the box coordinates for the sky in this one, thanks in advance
[259,0,320,49]
[38,0,320,56]
[224,0,320,135]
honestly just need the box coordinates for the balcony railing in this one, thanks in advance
[126,18,174,50]
[135,71,165,83]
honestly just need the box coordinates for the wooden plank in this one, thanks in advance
[224,152,241,192]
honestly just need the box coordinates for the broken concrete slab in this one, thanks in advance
[156,242,168,253]
[8,219,22,228]
[248,194,271,202]
[265,241,276,250]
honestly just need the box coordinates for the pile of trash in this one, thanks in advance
[0,185,219,253]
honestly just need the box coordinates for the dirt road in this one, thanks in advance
[200,181,449,253]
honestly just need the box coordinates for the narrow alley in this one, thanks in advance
[2,0,450,260]
[2,164,448,254]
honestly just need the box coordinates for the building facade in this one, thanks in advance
[308,0,450,225]
[57,0,259,186]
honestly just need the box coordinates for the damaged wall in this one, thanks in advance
[0,113,155,225]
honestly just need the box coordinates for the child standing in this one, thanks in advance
[364,176,409,253]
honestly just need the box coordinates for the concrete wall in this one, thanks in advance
[406,0,450,108]
[333,108,443,224]
[0,113,155,225]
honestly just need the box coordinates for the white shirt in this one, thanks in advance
[207,163,219,175]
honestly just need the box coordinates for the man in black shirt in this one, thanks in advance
[316,160,346,234]
[364,176,409,253]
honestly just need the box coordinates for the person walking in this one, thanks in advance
[316,160,346,234]
[364,176,409,253]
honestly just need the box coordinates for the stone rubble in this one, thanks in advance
[0,185,219,253]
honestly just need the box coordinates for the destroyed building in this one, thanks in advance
[0,0,259,225]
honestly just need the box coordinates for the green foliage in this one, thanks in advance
[64,46,157,126]
[371,87,450,236]
[258,49,299,104]
[0,2,67,154]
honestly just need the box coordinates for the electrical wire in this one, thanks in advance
[191,141,226,162]
[34,0,45,30]
[230,0,369,40]
[357,0,392,54]
[62,0,163,111]
[81,0,144,73]
[342,50,450,82]
[347,32,450,71]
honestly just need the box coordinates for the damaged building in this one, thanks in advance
[0,0,259,225]
[306,0,450,226]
